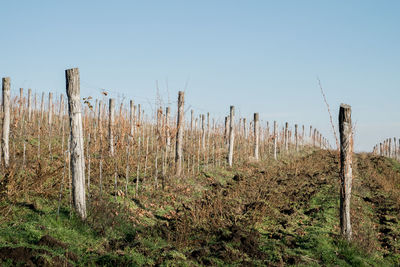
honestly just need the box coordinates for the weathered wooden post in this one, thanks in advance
[19,88,24,118]
[253,113,259,161]
[295,124,298,152]
[273,121,277,160]
[40,92,45,122]
[65,68,86,220]
[175,91,184,175]
[166,107,171,150]
[2,77,11,167]
[228,106,235,167]
[224,116,229,146]
[284,122,289,152]
[27,89,32,122]
[339,104,353,241]
[109,98,115,156]
[201,114,206,150]
[129,100,134,140]
[48,92,53,127]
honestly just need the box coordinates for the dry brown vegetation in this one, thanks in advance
[0,90,399,266]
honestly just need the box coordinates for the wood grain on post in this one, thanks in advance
[109,98,115,156]
[339,103,353,241]
[228,106,235,167]
[175,91,184,175]
[2,77,11,167]
[254,113,259,161]
[65,68,86,220]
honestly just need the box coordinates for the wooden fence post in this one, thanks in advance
[166,107,171,150]
[27,89,32,122]
[254,113,259,161]
[65,68,86,220]
[109,98,115,156]
[295,124,298,152]
[228,106,235,167]
[175,91,184,175]
[284,122,289,152]
[339,104,353,241]
[2,77,11,167]
[273,121,277,160]
[130,100,134,140]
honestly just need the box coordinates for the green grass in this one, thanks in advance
[1,150,399,266]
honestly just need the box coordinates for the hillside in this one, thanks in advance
[0,149,399,266]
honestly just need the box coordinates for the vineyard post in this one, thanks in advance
[166,107,171,150]
[273,121,277,160]
[224,116,229,146]
[109,98,115,156]
[48,92,53,156]
[201,114,205,150]
[254,113,259,161]
[228,106,235,167]
[175,91,184,176]
[130,100,134,142]
[2,77,11,167]
[284,122,288,152]
[295,124,298,152]
[65,68,86,220]
[28,89,32,122]
[339,104,353,241]
[40,92,45,122]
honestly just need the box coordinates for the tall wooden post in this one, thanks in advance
[339,104,353,241]
[65,68,86,220]
[284,122,289,152]
[109,98,115,156]
[166,106,171,149]
[254,113,259,161]
[273,121,277,160]
[48,92,53,127]
[175,91,184,175]
[224,116,229,145]
[27,89,32,122]
[295,124,298,152]
[19,88,24,118]
[2,77,11,167]
[201,114,206,150]
[228,106,235,167]
[40,92,45,122]
[129,100,134,140]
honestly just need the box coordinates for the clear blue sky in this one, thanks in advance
[1,0,399,151]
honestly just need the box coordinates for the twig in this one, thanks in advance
[318,77,339,151]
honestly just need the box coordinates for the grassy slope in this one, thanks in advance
[0,150,399,266]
